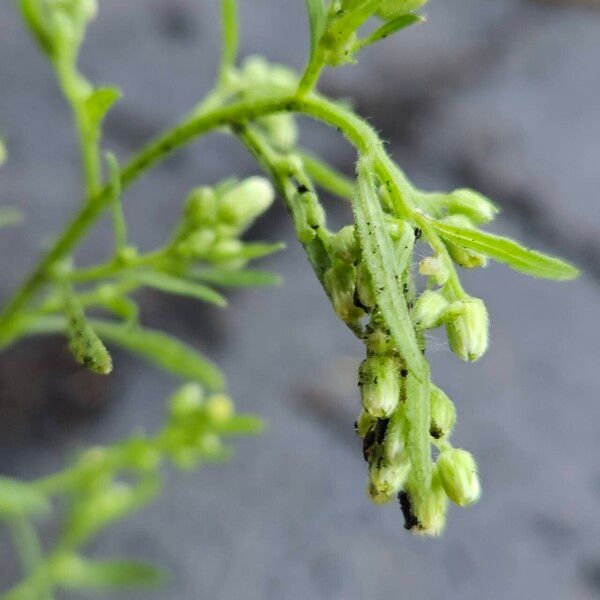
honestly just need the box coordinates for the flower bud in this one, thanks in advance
[368,453,411,501]
[447,188,498,225]
[330,225,359,265]
[356,262,376,310]
[176,229,217,258]
[419,255,449,286]
[355,409,376,437]
[377,0,427,20]
[218,177,274,230]
[324,263,364,325]
[170,383,204,418]
[0,138,6,167]
[442,215,488,269]
[445,297,489,362]
[184,187,218,228]
[429,384,456,440]
[411,290,449,329]
[259,114,298,150]
[401,468,448,536]
[205,393,234,423]
[436,448,481,506]
[358,356,401,417]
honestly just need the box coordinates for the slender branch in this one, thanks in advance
[218,0,239,85]
[0,90,453,345]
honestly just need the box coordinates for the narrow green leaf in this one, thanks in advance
[430,220,580,280]
[217,415,264,435]
[0,207,23,228]
[353,161,425,376]
[190,267,282,288]
[305,0,326,60]
[105,152,127,254]
[0,477,50,517]
[355,14,423,51]
[298,150,354,200]
[122,270,227,307]
[404,373,431,506]
[59,559,165,590]
[92,320,224,390]
[222,241,285,261]
[85,87,121,127]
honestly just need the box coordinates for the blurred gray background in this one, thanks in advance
[1,1,600,598]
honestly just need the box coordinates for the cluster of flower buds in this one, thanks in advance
[355,346,480,534]
[321,210,484,534]
[318,0,428,67]
[322,219,416,330]
[225,56,298,151]
[171,176,275,268]
[163,383,236,469]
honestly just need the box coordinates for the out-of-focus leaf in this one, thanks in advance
[56,556,164,590]
[93,320,224,390]
[122,270,227,307]
[0,477,50,517]
[216,415,264,435]
[232,241,285,260]
[20,0,55,57]
[84,87,121,128]
[0,207,23,228]
[305,0,326,60]
[431,220,580,280]
[189,267,281,288]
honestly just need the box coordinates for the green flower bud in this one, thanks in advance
[302,191,326,230]
[330,225,359,265]
[442,215,488,269]
[206,238,243,263]
[323,32,357,67]
[205,393,234,423]
[184,187,218,228]
[356,261,376,310]
[386,216,413,241]
[324,263,364,325]
[436,448,481,506]
[355,409,376,437]
[445,297,489,362]
[122,437,161,472]
[217,176,274,230]
[358,356,401,417]
[419,255,450,286]
[368,452,411,501]
[170,383,204,418]
[429,384,456,440]
[446,241,488,269]
[411,290,449,329]
[115,244,138,266]
[176,229,217,258]
[447,188,498,225]
[401,468,448,536]
[259,113,298,150]
[0,138,6,166]
[377,0,427,20]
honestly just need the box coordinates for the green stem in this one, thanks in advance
[4,516,53,600]
[0,91,449,345]
[219,0,239,85]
